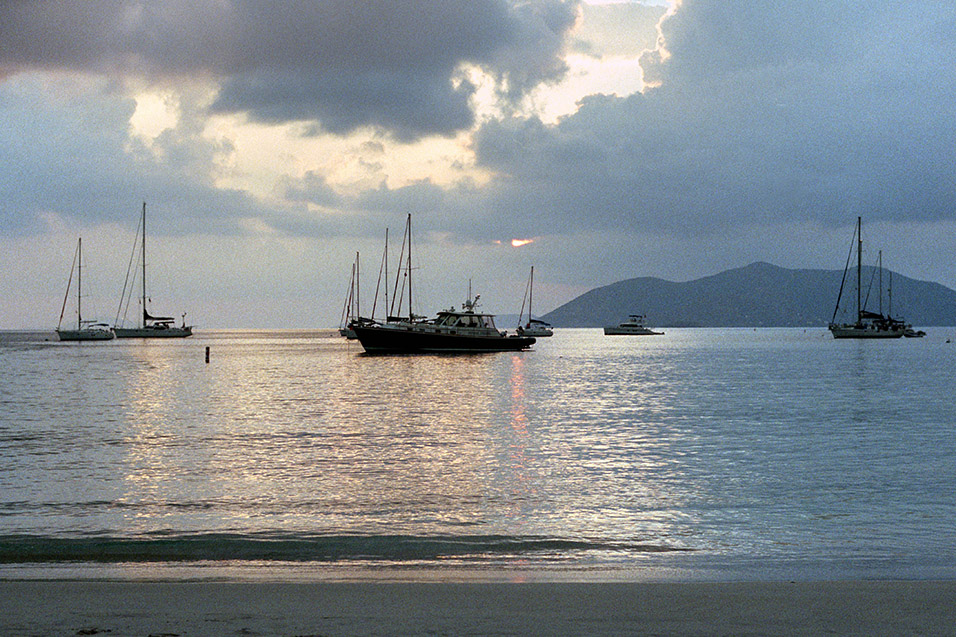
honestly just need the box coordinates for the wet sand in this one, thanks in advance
[3,580,956,635]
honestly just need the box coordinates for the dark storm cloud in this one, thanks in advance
[212,67,477,142]
[0,0,580,139]
[471,1,956,240]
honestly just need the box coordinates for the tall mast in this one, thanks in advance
[856,216,862,324]
[58,239,79,331]
[406,213,412,319]
[77,237,83,329]
[529,266,534,319]
[344,261,355,324]
[878,250,883,316]
[141,202,147,328]
[889,270,893,318]
[384,227,389,318]
[389,217,408,319]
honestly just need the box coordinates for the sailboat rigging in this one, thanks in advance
[56,237,115,341]
[828,217,913,339]
[350,214,536,353]
[114,202,193,338]
[516,266,553,337]
[339,252,363,339]
[387,214,416,323]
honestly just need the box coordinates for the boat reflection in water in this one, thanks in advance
[352,295,536,354]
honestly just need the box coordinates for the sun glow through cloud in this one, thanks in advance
[3,1,956,331]
[130,91,179,140]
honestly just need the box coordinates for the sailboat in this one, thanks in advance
[351,215,536,353]
[113,202,193,338]
[828,217,906,339]
[516,266,553,337]
[56,238,115,341]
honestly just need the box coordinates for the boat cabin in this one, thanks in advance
[434,308,498,330]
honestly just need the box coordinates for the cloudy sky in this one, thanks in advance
[2,0,955,329]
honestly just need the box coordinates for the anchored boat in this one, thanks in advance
[516,266,553,337]
[351,215,534,353]
[56,237,115,341]
[604,314,663,336]
[352,295,535,353]
[828,217,909,339]
[114,202,193,338]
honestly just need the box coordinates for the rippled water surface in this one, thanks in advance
[1,328,955,581]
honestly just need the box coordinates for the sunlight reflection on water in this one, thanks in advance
[2,327,956,579]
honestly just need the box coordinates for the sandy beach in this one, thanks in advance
[2,580,955,636]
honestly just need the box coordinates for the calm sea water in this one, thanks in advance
[1,327,955,582]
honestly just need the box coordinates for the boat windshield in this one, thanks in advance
[437,313,496,329]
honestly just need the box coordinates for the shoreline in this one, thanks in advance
[2,580,955,635]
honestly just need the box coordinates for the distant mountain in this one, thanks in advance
[543,262,956,327]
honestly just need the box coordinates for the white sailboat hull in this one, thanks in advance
[828,324,904,339]
[57,328,115,341]
[517,327,553,337]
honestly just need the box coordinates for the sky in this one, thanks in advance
[2,0,955,329]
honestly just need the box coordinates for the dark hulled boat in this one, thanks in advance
[351,214,534,353]
[828,217,909,339]
[353,296,535,353]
